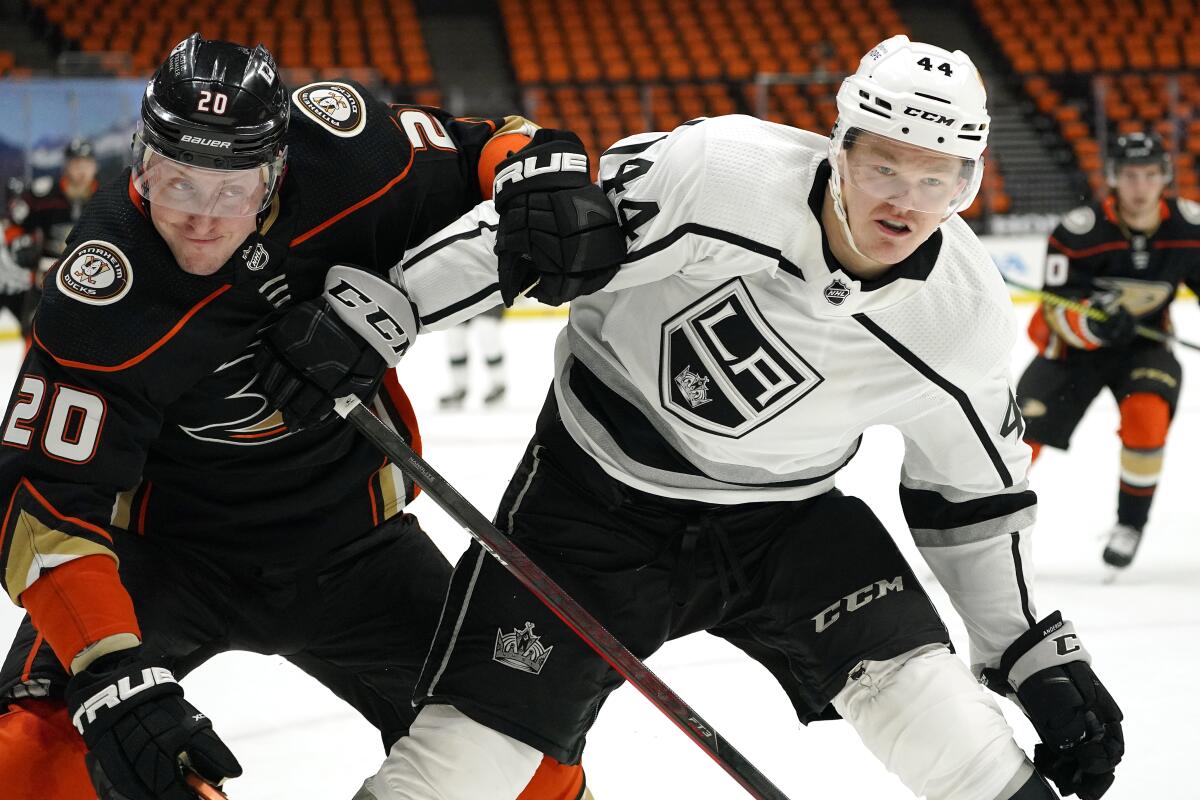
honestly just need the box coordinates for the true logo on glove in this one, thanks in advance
[71,667,177,732]
[493,151,588,194]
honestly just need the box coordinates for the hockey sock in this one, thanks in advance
[1116,476,1154,530]
[445,325,469,395]
[0,698,94,799]
[1116,393,1169,530]
[475,314,505,392]
[485,354,505,393]
[517,755,588,800]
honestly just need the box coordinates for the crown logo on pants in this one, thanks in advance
[493,622,554,675]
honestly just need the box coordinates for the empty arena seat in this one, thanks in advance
[27,0,437,92]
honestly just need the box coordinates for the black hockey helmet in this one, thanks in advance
[133,33,289,217]
[1106,131,1172,185]
[64,137,95,161]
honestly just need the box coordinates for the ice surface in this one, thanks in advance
[0,301,1194,799]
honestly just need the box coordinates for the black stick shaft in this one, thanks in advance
[335,396,791,800]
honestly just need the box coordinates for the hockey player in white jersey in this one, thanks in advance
[339,36,1123,800]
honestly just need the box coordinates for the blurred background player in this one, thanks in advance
[1016,131,1200,570]
[439,306,507,409]
[2,138,99,334]
[0,177,30,331]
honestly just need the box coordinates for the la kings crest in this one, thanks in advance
[661,278,823,437]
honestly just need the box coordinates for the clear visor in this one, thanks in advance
[834,127,981,216]
[132,135,281,218]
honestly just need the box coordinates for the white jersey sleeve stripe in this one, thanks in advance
[854,313,1013,487]
[625,222,806,281]
[899,481,1037,546]
[1009,531,1037,628]
[393,203,504,332]
[401,219,499,273]
[908,505,1037,547]
[602,135,667,156]
[419,283,501,327]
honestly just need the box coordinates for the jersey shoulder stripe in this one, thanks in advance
[853,312,1013,487]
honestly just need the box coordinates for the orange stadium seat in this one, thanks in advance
[975,0,1200,201]
[27,0,438,96]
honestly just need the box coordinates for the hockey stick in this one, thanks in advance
[185,772,228,800]
[1003,276,1200,351]
[334,394,792,800]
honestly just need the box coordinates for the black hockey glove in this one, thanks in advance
[1085,292,1137,346]
[982,612,1123,800]
[9,235,38,270]
[493,128,627,307]
[66,647,241,800]
[256,294,387,432]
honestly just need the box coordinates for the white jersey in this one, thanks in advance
[394,114,1038,670]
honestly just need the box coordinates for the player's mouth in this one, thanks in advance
[185,235,223,245]
[874,217,912,237]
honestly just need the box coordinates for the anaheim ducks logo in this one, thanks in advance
[57,240,132,305]
[179,345,293,446]
[292,82,366,137]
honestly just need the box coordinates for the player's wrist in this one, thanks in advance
[71,632,144,675]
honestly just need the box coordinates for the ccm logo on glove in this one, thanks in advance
[72,667,177,732]
[327,280,409,360]
[323,265,419,368]
[494,151,589,194]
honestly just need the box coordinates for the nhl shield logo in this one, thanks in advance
[292,82,366,137]
[240,242,270,271]
[57,240,132,305]
[493,622,554,675]
[823,278,851,306]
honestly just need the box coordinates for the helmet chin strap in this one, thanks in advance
[827,163,873,266]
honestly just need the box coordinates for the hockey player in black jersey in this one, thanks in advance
[297,35,1123,800]
[1,138,99,334]
[0,34,622,800]
[1017,131,1200,569]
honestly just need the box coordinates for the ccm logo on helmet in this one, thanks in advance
[494,151,588,193]
[180,134,232,149]
[903,107,956,126]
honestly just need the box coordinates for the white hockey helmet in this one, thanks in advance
[830,35,990,221]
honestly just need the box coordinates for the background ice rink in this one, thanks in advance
[1,301,1195,799]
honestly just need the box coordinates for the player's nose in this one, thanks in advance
[184,213,219,235]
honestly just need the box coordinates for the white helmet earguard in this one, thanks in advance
[828,36,991,255]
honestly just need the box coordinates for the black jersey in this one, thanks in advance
[4,176,97,272]
[1030,195,1200,357]
[0,79,519,608]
